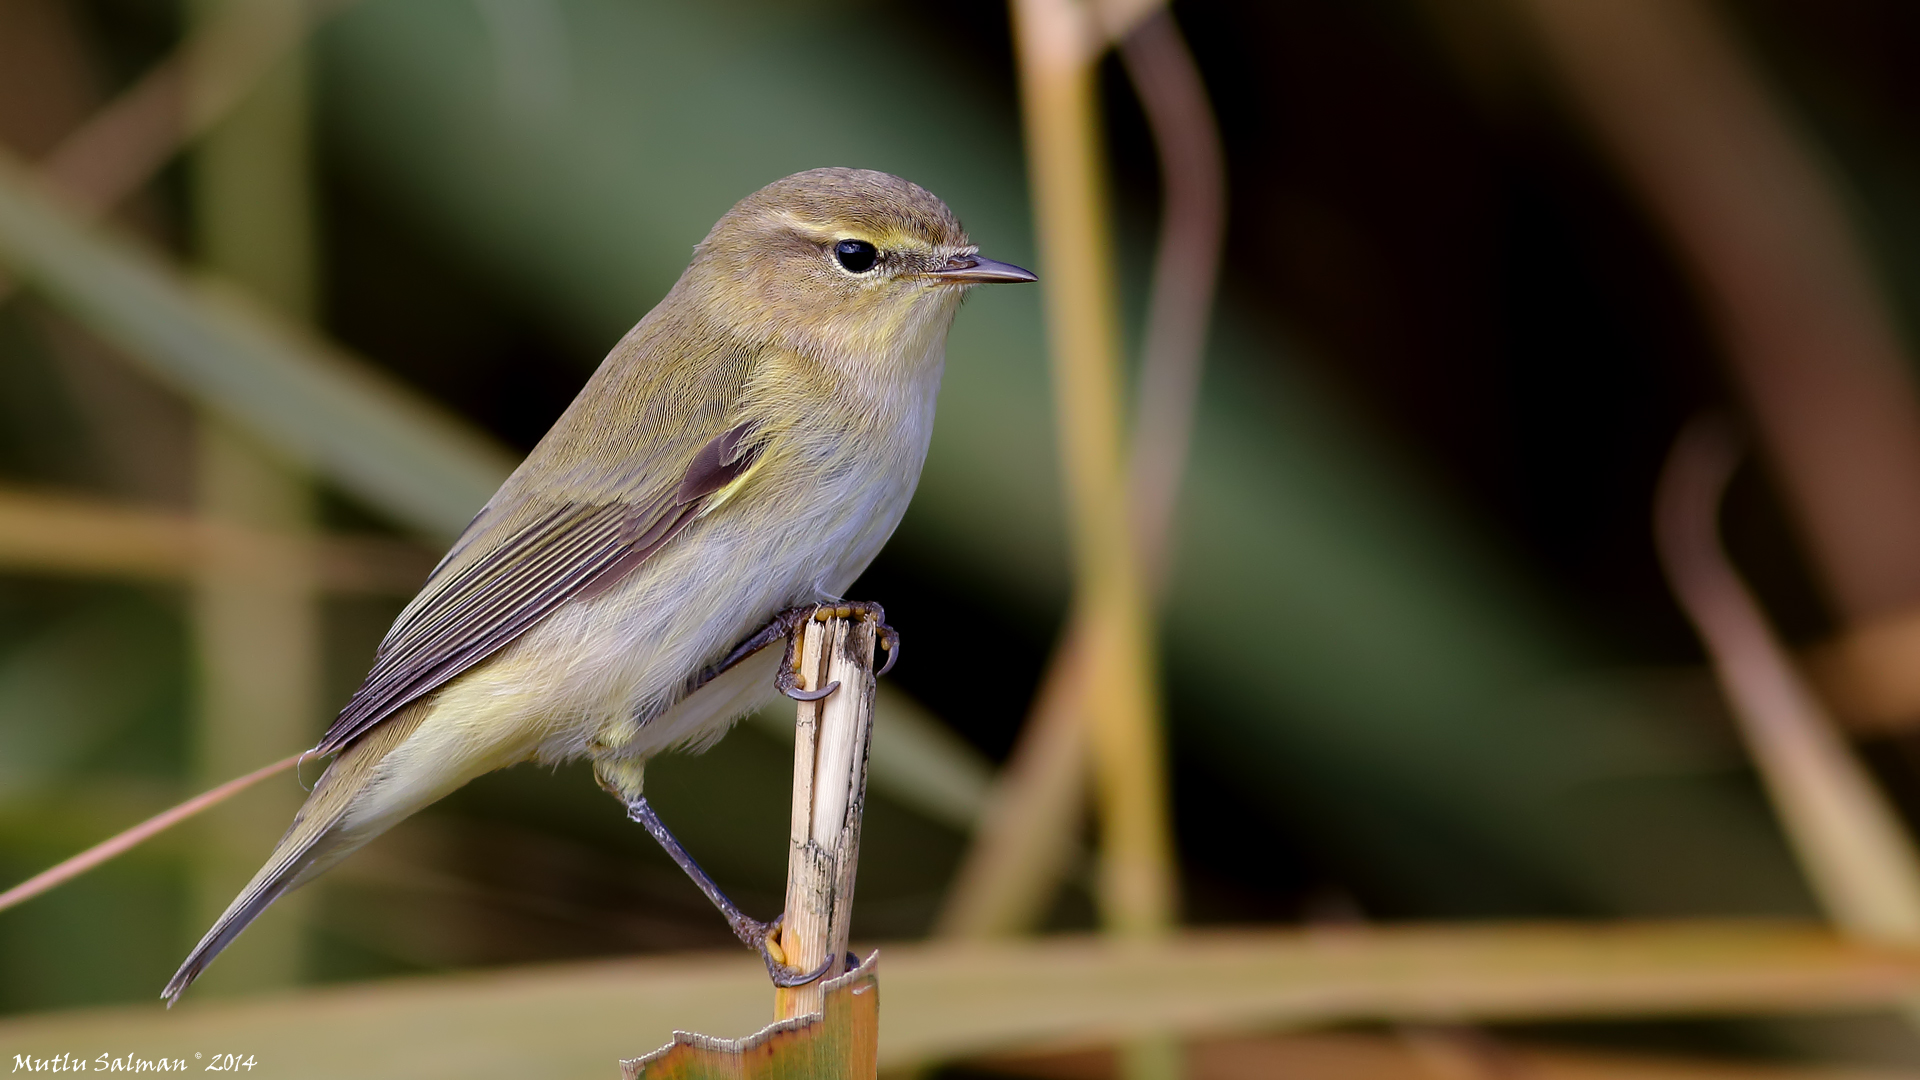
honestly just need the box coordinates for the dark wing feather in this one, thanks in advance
[315,424,761,756]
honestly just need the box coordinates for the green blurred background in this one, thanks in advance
[5,0,1920,1068]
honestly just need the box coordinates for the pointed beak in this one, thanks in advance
[926,253,1038,285]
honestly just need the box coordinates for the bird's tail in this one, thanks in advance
[162,704,430,1005]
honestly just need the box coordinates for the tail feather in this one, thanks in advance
[163,705,430,1005]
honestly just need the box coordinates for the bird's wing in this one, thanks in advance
[315,418,763,756]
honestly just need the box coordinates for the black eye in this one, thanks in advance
[833,239,878,273]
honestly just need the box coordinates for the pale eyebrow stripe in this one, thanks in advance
[770,210,841,239]
[769,210,929,253]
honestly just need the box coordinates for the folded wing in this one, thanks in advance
[316,421,762,756]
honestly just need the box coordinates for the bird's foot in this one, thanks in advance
[751,914,837,987]
[694,603,898,703]
[771,602,899,701]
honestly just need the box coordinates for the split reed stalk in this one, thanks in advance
[773,614,881,1021]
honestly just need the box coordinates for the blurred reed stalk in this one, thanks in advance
[0,484,432,592]
[936,630,1093,938]
[1118,10,1228,585]
[0,2,363,965]
[0,0,343,306]
[1520,0,1920,1028]
[1001,3,1218,1078]
[1656,417,1920,1029]
[0,0,549,980]
[186,0,323,995]
[1508,0,1920,730]
[13,921,1920,1075]
[773,613,881,1022]
[39,0,337,219]
[940,0,1224,942]
[0,148,517,537]
[1005,0,1176,945]
[0,754,301,916]
[977,1030,1920,1080]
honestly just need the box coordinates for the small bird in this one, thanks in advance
[163,168,1034,1002]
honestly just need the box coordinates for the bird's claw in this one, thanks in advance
[753,914,837,987]
[873,621,900,677]
[771,601,899,700]
[780,678,839,702]
[767,949,836,987]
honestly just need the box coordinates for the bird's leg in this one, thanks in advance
[624,604,893,986]
[708,605,817,679]
[623,794,832,988]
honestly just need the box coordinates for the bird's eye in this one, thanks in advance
[833,239,879,274]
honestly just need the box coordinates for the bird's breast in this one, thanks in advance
[505,343,944,764]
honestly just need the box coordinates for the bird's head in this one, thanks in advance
[687,168,1035,363]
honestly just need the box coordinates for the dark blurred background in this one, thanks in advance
[6,0,1920,1070]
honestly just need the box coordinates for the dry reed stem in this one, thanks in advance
[0,483,433,594]
[0,752,301,915]
[974,1030,1920,1080]
[942,0,1222,942]
[774,614,880,1021]
[1655,418,1920,945]
[1120,9,1227,587]
[1009,0,1174,941]
[8,922,1920,1075]
[0,0,350,303]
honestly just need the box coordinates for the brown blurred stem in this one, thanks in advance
[1511,0,1920,629]
[1654,417,1920,943]
[938,3,1222,941]
[0,0,347,296]
[1121,9,1227,585]
[0,752,302,915]
[0,0,342,303]
[38,0,351,216]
